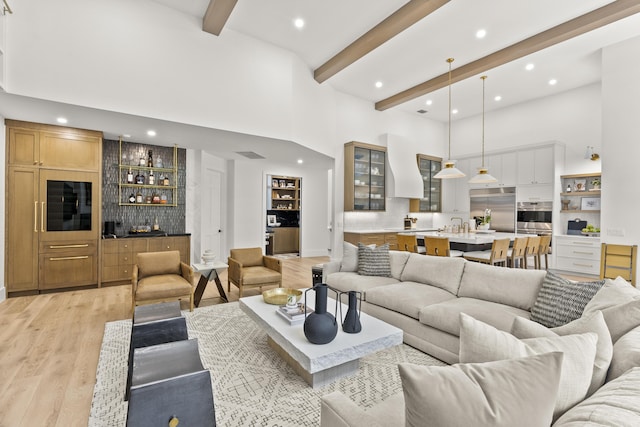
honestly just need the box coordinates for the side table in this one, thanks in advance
[192,261,229,306]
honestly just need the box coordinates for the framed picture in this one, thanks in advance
[574,179,587,192]
[581,197,601,211]
[267,214,277,226]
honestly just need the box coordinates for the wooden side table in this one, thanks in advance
[192,261,229,306]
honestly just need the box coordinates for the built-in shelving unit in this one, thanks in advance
[269,175,300,210]
[559,173,601,213]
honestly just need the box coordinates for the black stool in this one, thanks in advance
[127,339,216,427]
[312,264,324,285]
[126,301,188,400]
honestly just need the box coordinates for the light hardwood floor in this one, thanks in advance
[0,256,328,427]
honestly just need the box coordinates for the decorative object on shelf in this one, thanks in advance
[585,146,600,161]
[469,75,498,184]
[156,157,163,168]
[574,179,586,191]
[566,184,572,193]
[561,199,570,210]
[303,284,338,344]
[434,58,465,179]
[591,178,601,190]
[581,197,601,211]
[339,291,362,334]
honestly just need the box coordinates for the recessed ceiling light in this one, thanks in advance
[56,117,68,124]
[549,79,557,86]
[452,109,458,114]
[425,99,433,106]
[476,29,486,39]
[525,63,535,71]
[297,159,303,164]
[293,18,304,29]
[147,130,156,137]
[494,95,502,101]
[375,81,383,88]
[123,134,131,138]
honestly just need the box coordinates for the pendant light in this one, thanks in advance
[468,75,498,184]
[434,58,465,179]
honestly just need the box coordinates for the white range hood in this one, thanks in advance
[385,134,423,199]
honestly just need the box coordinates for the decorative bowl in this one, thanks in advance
[262,288,302,305]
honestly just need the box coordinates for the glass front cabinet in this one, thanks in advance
[344,141,386,211]
[410,154,443,213]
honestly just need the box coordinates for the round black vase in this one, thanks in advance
[304,284,338,344]
[342,291,362,333]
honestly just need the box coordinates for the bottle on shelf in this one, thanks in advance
[163,175,170,186]
[136,191,143,204]
[145,195,152,204]
[148,170,155,185]
[135,170,145,185]
[139,155,146,167]
[147,150,153,167]
[153,217,160,231]
[128,193,136,204]
[152,192,160,203]
[156,157,163,168]
[161,193,168,204]
[126,167,134,184]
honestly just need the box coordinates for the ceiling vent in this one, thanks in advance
[235,151,265,159]
[417,109,428,114]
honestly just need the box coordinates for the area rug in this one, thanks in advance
[89,302,445,426]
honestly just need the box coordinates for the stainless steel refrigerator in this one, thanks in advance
[469,187,516,232]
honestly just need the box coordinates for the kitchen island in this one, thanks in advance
[412,231,516,252]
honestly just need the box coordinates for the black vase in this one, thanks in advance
[341,291,362,334]
[304,284,338,345]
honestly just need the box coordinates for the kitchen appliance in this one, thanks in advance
[567,219,587,235]
[404,216,417,230]
[469,187,516,232]
[517,201,553,235]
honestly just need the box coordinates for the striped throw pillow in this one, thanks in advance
[357,243,391,277]
[530,272,605,328]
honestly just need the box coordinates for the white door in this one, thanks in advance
[202,168,223,259]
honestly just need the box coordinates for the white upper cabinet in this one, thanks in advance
[442,159,470,213]
[468,152,517,188]
[517,146,554,185]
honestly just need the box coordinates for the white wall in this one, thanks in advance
[0,117,5,303]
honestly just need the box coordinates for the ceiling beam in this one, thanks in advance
[313,0,451,84]
[203,0,238,36]
[375,0,640,111]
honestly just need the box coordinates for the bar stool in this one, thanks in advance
[524,236,541,269]
[397,234,425,254]
[463,238,511,266]
[424,236,463,257]
[537,235,552,270]
[507,237,528,268]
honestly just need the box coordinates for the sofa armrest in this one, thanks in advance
[263,256,282,273]
[180,262,195,286]
[320,392,386,427]
[323,261,341,281]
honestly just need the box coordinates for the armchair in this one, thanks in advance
[227,247,282,298]
[132,250,195,311]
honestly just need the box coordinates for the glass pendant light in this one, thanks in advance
[468,75,498,184]
[434,58,465,179]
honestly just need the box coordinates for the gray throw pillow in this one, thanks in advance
[530,271,605,328]
[357,243,391,277]
[340,242,359,272]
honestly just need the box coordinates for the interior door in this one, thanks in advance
[201,168,223,260]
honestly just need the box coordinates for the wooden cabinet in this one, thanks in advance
[269,176,300,211]
[5,120,102,296]
[517,146,554,185]
[344,142,386,211]
[343,232,399,250]
[273,228,300,254]
[410,154,442,213]
[101,235,191,285]
[555,235,601,275]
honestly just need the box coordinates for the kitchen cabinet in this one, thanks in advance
[5,120,102,296]
[517,146,554,185]
[442,159,470,213]
[269,175,300,211]
[409,154,442,213]
[554,235,601,275]
[101,235,191,285]
[344,141,386,211]
[343,232,399,250]
[273,228,300,254]
[468,152,517,188]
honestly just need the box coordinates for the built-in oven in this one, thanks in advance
[517,201,553,235]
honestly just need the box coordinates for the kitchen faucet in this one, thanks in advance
[450,216,463,233]
[450,217,463,227]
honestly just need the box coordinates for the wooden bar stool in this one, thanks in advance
[507,237,528,268]
[537,235,552,270]
[397,234,425,254]
[524,236,541,269]
[424,236,463,257]
[463,238,511,266]
[600,243,638,286]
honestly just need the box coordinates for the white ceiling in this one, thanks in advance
[3,0,640,162]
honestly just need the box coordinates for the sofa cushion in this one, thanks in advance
[399,352,562,427]
[608,325,640,382]
[584,277,640,343]
[457,261,546,310]
[511,311,613,397]
[240,266,281,285]
[553,367,640,427]
[326,272,399,296]
[530,272,605,328]
[419,297,530,336]
[320,391,403,427]
[137,250,181,279]
[137,275,192,300]
[388,250,410,280]
[365,282,456,320]
[399,253,466,295]
[358,243,391,277]
[459,313,598,421]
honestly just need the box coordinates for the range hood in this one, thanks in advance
[385,134,423,199]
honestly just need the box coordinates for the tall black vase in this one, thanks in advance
[341,291,362,334]
[304,284,338,344]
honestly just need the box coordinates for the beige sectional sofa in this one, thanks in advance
[321,250,640,426]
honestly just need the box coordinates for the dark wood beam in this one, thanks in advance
[313,0,451,84]
[376,0,640,111]
[203,0,238,36]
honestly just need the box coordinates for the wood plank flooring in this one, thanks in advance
[0,256,328,427]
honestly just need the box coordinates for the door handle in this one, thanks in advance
[49,244,89,249]
[41,202,45,232]
[49,256,89,261]
[34,201,38,232]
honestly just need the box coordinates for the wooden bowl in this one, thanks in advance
[262,288,303,305]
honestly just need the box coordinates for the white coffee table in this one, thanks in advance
[239,292,403,388]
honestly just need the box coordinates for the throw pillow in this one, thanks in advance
[340,242,359,272]
[459,313,598,421]
[511,311,613,396]
[530,271,605,328]
[607,325,640,382]
[601,299,640,343]
[583,277,640,343]
[399,352,563,427]
[357,243,391,277]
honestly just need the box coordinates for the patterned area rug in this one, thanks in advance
[89,302,445,426]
